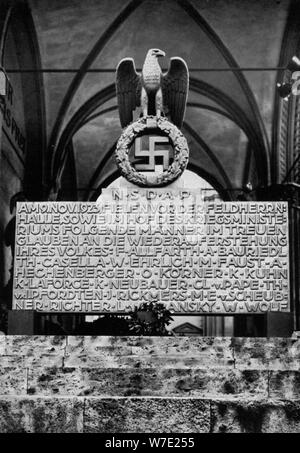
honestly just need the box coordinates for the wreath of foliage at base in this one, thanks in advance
[115,116,189,187]
[128,301,174,336]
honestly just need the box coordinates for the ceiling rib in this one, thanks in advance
[176,0,270,167]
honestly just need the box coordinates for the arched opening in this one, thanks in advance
[0,0,292,338]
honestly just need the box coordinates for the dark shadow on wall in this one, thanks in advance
[0,192,27,333]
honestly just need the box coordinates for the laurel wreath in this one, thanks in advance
[115,116,189,187]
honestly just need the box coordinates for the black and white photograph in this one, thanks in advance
[0,0,299,436]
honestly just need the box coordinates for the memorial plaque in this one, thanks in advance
[12,189,290,314]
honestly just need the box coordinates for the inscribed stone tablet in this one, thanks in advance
[13,190,289,314]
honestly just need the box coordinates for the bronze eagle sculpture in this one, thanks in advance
[116,48,189,129]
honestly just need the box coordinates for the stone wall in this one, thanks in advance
[0,336,300,433]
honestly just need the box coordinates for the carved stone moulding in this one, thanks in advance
[115,116,189,187]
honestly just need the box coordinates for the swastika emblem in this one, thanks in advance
[115,116,189,187]
[134,136,171,171]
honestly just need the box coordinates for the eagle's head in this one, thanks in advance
[147,48,166,59]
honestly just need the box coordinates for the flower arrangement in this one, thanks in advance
[128,301,173,336]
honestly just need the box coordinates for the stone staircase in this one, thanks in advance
[0,336,300,432]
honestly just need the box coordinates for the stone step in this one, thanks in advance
[1,336,300,433]
[26,367,269,398]
[64,353,235,369]
[65,336,300,370]
[1,365,300,399]
[1,336,300,370]
[0,396,299,433]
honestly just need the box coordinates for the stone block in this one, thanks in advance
[232,338,300,370]
[269,371,300,399]
[27,367,82,397]
[3,335,66,367]
[0,367,27,395]
[64,351,134,368]
[0,336,5,355]
[26,367,268,398]
[64,336,234,368]
[211,399,300,433]
[0,396,84,433]
[64,336,133,367]
[129,337,235,367]
[160,368,268,399]
[83,397,210,433]
[0,355,24,367]
[29,367,163,397]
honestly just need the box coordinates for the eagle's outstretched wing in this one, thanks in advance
[116,58,141,128]
[162,57,189,128]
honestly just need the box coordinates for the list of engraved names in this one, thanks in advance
[13,189,289,314]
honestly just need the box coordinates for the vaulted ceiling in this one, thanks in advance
[28,0,291,200]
